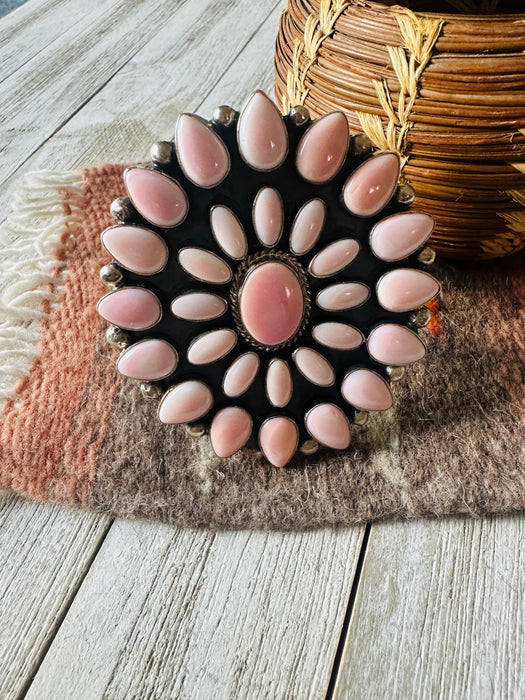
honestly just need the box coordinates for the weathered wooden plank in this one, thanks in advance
[25,521,364,700]
[0,493,111,700]
[333,515,525,700]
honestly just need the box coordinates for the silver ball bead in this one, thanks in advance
[100,263,123,287]
[352,133,373,156]
[396,184,416,205]
[140,382,163,400]
[288,104,310,126]
[106,325,130,349]
[212,105,237,127]
[300,439,319,456]
[150,140,173,166]
[410,306,432,328]
[110,197,134,222]
[386,366,406,382]
[418,246,436,265]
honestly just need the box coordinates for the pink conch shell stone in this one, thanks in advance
[293,347,335,387]
[376,269,440,312]
[210,206,247,260]
[176,114,229,188]
[290,199,325,255]
[237,91,288,171]
[171,292,227,321]
[306,404,351,450]
[97,287,161,330]
[210,407,252,458]
[368,324,426,365]
[158,380,213,424]
[312,322,363,350]
[240,262,304,346]
[317,283,369,311]
[341,369,393,411]
[178,248,231,284]
[187,328,237,365]
[124,168,188,228]
[266,359,293,407]
[343,152,400,217]
[296,112,349,183]
[370,212,434,261]
[253,187,283,247]
[102,225,168,275]
[117,339,177,381]
[223,352,260,397]
[309,239,359,277]
[259,416,298,467]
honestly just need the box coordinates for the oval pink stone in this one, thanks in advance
[259,416,298,467]
[97,287,161,331]
[223,352,260,397]
[296,112,349,183]
[341,369,393,411]
[210,407,252,458]
[178,248,231,284]
[343,152,400,217]
[117,339,177,381]
[377,269,440,313]
[187,328,237,365]
[253,187,283,247]
[266,359,293,407]
[102,225,168,275]
[312,322,364,350]
[240,262,304,346]
[237,91,288,171]
[158,380,213,424]
[290,199,325,255]
[370,212,435,261]
[293,347,335,387]
[171,292,227,321]
[305,404,351,450]
[309,239,359,277]
[210,206,247,260]
[367,324,426,365]
[317,283,370,311]
[124,168,188,228]
[176,114,230,188]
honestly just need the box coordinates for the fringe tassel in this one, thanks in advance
[0,170,84,408]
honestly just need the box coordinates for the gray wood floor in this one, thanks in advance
[1,1,524,698]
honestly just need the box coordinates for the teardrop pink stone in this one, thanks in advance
[158,380,213,424]
[178,248,231,284]
[240,262,304,346]
[343,152,400,217]
[102,225,168,275]
[253,187,283,247]
[210,206,247,259]
[290,199,326,255]
[171,292,227,321]
[294,347,335,387]
[370,212,434,261]
[341,369,393,411]
[124,168,188,228]
[317,283,370,311]
[266,359,293,407]
[223,353,260,397]
[377,269,440,312]
[117,339,178,380]
[187,329,237,365]
[296,112,349,183]
[306,404,351,450]
[367,324,426,365]
[176,114,230,188]
[259,417,298,467]
[312,322,363,350]
[237,91,288,171]
[309,239,359,277]
[210,407,252,458]
[97,288,161,330]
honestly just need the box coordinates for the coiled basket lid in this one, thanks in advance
[275,0,525,259]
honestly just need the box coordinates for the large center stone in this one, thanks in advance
[239,261,304,346]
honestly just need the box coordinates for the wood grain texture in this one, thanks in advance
[0,493,111,700]
[25,521,363,700]
[334,516,525,700]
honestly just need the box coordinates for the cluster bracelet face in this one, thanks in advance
[97,91,439,467]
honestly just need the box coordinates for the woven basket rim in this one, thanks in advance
[363,0,525,21]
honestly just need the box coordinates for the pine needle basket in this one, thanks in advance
[275,0,525,259]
